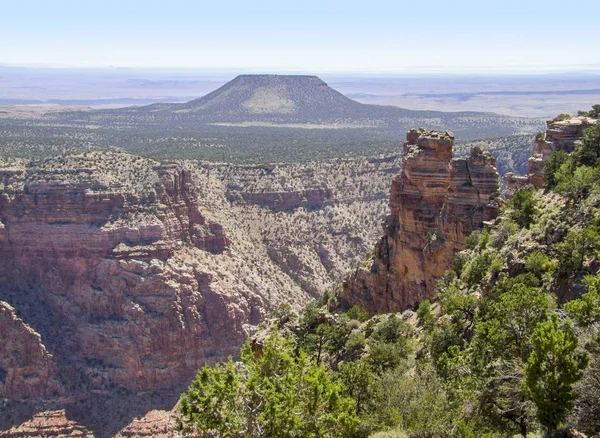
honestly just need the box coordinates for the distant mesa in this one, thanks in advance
[161,74,366,122]
[116,74,543,139]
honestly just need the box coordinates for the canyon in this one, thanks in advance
[0,129,507,435]
[0,76,551,436]
[0,151,399,436]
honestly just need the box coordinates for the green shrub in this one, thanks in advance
[343,332,367,362]
[465,229,491,250]
[523,315,588,433]
[465,231,480,250]
[556,226,600,277]
[366,315,412,374]
[507,187,538,228]
[524,251,552,278]
[490,219,519,248]
[575,123,600,167]
[579,104,600,118]
[378,363,454,438]
[176,331,359,437]
[416,299,435,332]
[462,251,501,287]
[556,165,600,202]
[345,305,370,323]
[565,274,600,327]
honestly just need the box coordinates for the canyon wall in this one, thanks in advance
[339,129,500,314]
[0,155,269,399]
[0,302,63,399]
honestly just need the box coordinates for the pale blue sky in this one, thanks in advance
[2,0,598,72]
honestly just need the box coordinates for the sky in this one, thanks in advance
[2,0,599,73]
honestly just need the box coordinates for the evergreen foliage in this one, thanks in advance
[543,150,569,189]
[176,330,358,437]
[577,104,600,118]
[506,186,538,228]
[575,123,600,166]
[523,315,588,432]
[566,275,600,327]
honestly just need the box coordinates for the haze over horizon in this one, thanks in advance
[3,0,599,73]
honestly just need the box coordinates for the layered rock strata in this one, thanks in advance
[234,188,332,212]
[115,410,177,438]
[0,153,314,402]
[0,159,234,396]
[0,302,63,398]
[339,129,500,314]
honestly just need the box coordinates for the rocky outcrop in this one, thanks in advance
[506,116,598,192]
[115,410,177,438]
[0,156,242,396]
[505,172,531,195]
[2,408,182,438]
[339,129,500,314]
[0,410,94,437]
[209,156,403,297]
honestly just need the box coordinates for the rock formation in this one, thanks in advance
[0,156,249,398]
[339,129,500,314]
[0,410,95,437]
[115,410,177,438]
[231,188,332,212]
[0,152,326,412]
[506,115,598,192]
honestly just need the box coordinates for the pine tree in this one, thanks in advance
[523,314,588,433]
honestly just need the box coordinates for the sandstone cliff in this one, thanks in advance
[0,410,95,437]
[339,129,500,314]
[0,153,318,436]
